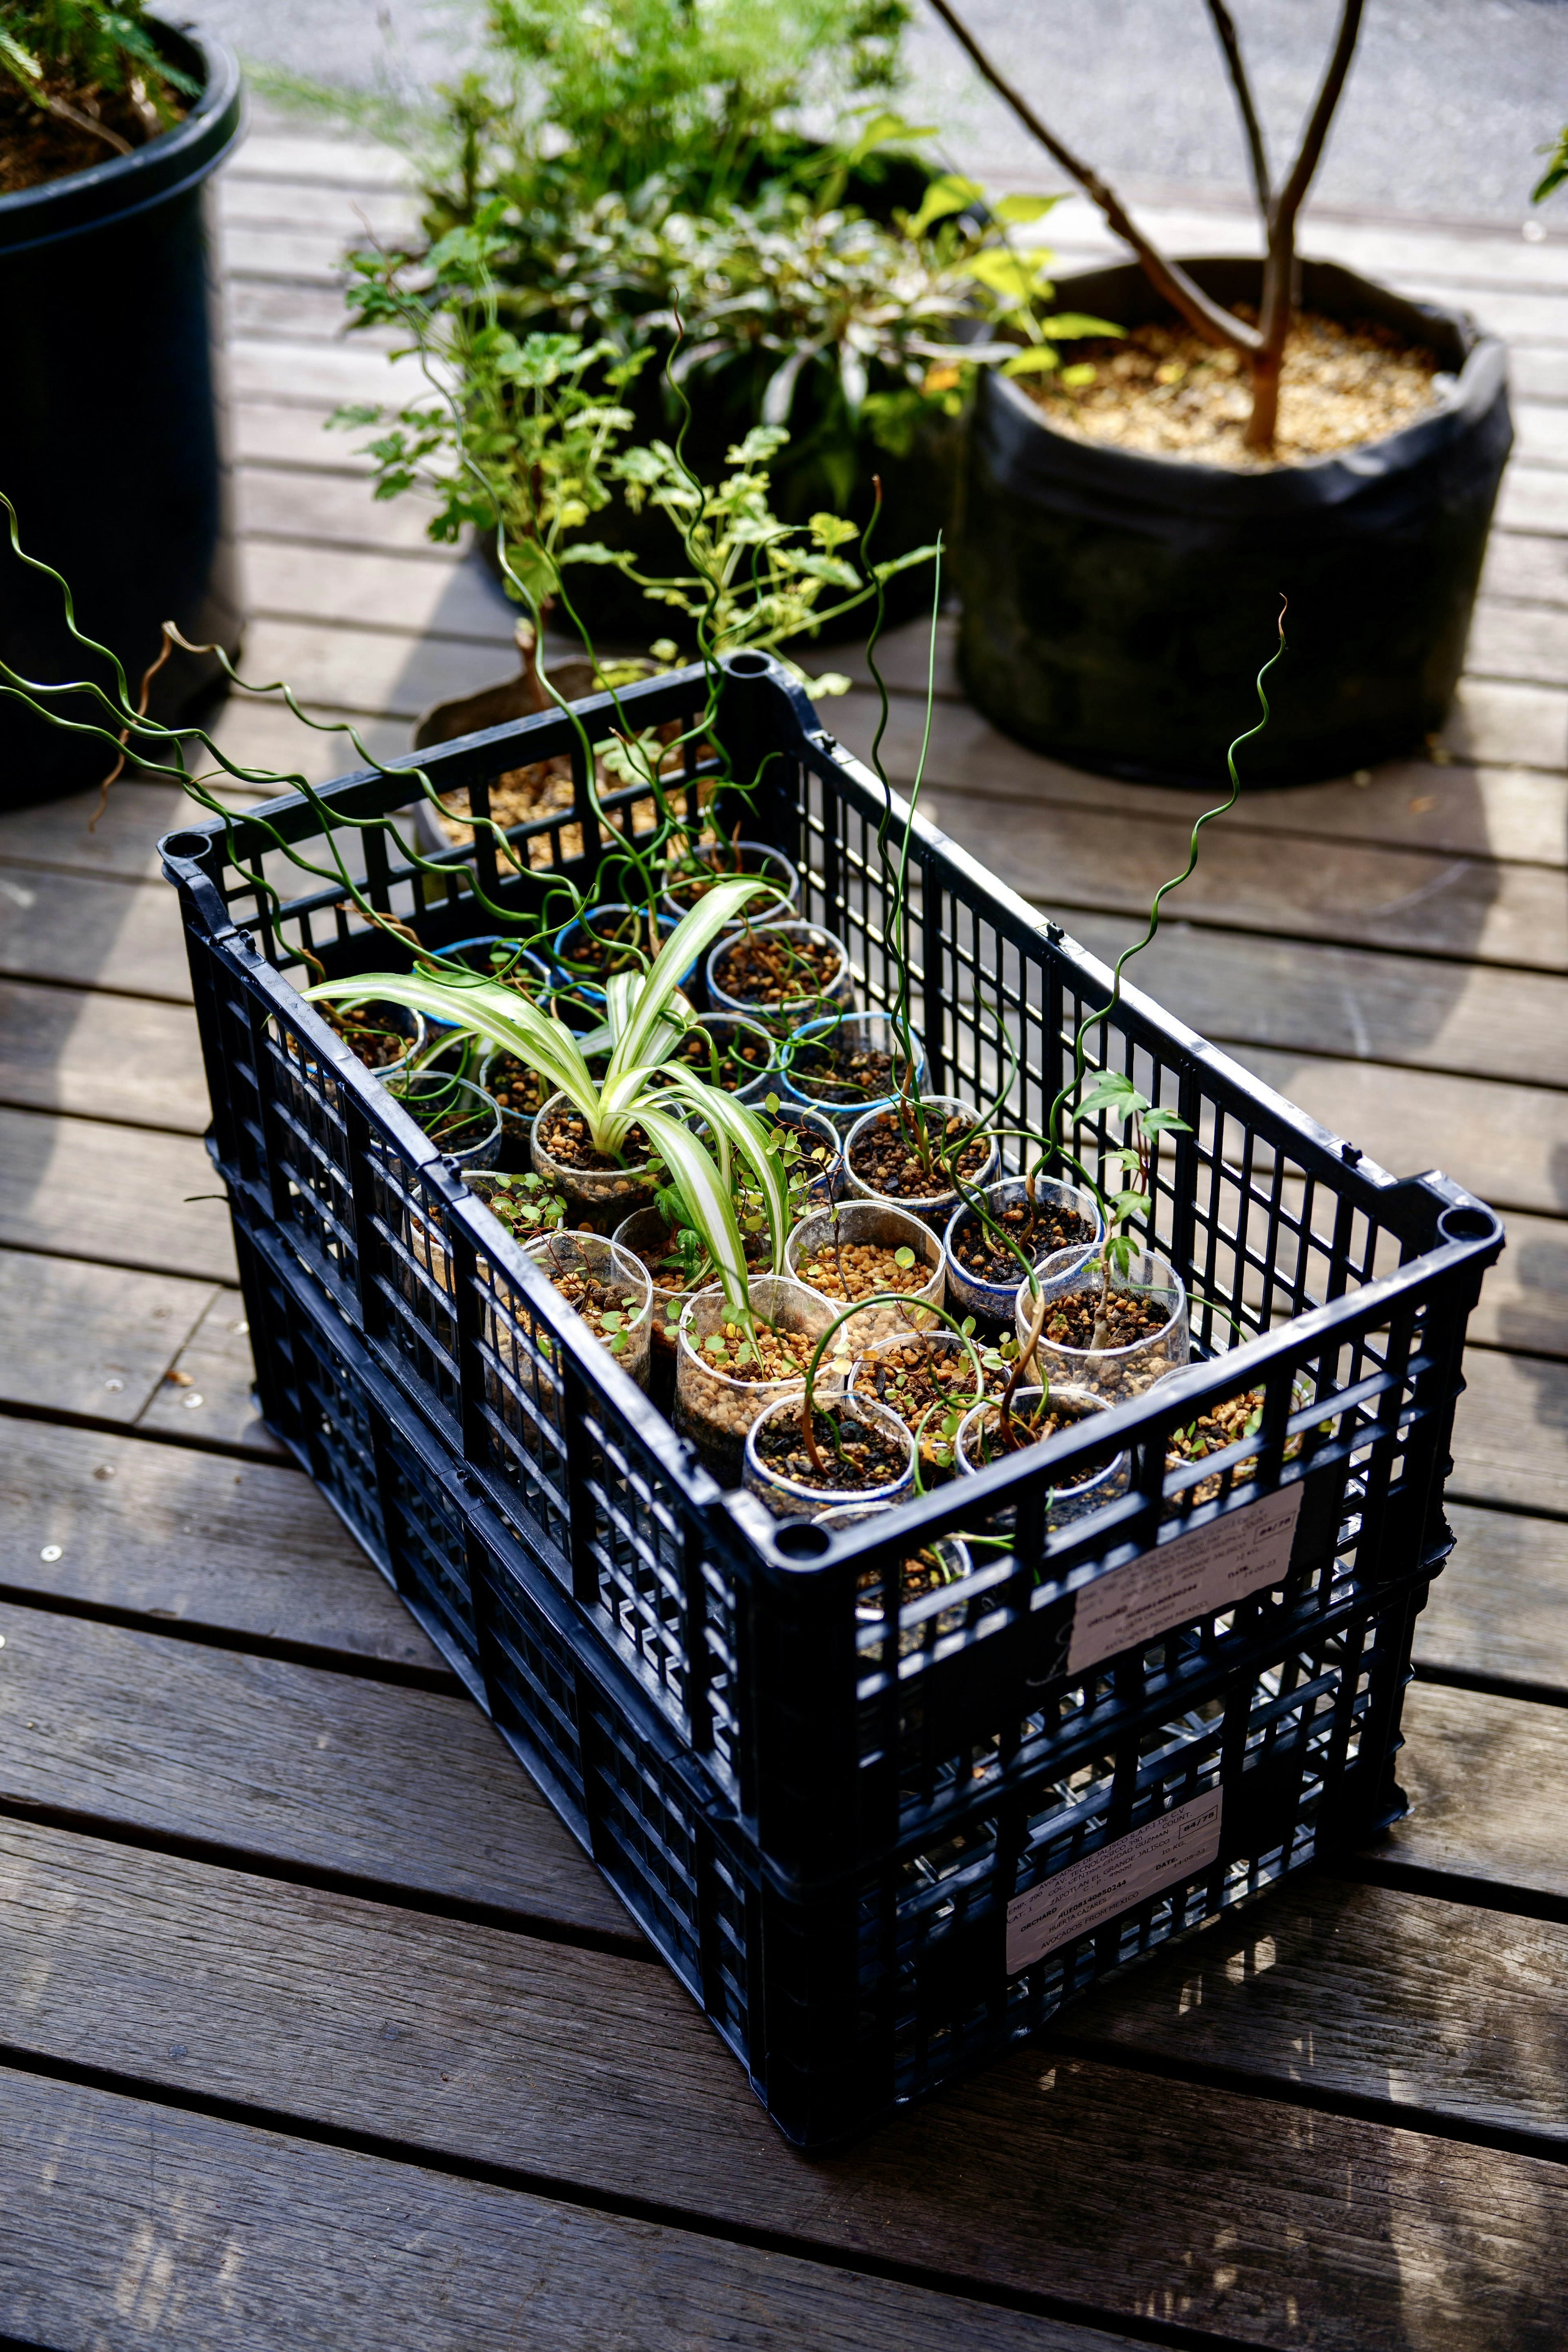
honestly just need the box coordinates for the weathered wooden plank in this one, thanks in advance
[0,1605,633,1938]
[0,776,236,882]
[223,128,413,191]
[1444,679,1568,771]
[1054,1873,1568,2142]
[245,537,517,646]
[0,1106,236,1284]
[0,2070,1130,2352]
[1510,347,1568,403]
[221,222,361,286]
[1513,403,1568,470]
[218,177,419,240]
[1421,1503,1568,1692]
[0,865,191,1001]
[1459,1211,1568,1361]
[204,691,413,786]
[902,760,1568,973]
[234,402,375,471]
[1447,1346,1568,1520]
[0,1818,1560,2350]
[0,1416,442,1670]
[1480,529,1568,607]
[227,275,381,342]
[1466,597,1568,686]
[1394,1680,1568,1901]
[1235,1047,1568,1216]
[236,615,520,722]
[238,460,449,552]
[0,977,209,1130]
[229,331,428,407]
[134,1286,284,1456]
[1399,278,1568,345]
[0,1250,216,1423]
[831,684,1568,869]
[1498,464,1568,537]
[1062,911,1568,1087]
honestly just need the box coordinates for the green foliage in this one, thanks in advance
[0,0,196,133]
[1534,126,1568,206]
[437,0,913,220]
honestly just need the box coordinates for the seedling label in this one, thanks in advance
[1006,1788,1224,1973]
[1065,1483,1304,1677]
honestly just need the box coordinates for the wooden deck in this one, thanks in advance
[2,116,1568,2348]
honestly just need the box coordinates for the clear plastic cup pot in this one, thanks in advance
[743,1390,915,1520]
[1013,1245,1189,1403]
[954,1383,1130,1531]
[942,1175,1102,1326]
[673,1275,849,1489]
[784,1198,944,1345]
[704,920,854,1030]
[776,1009,927,1135]
[842,1094,1000,1233]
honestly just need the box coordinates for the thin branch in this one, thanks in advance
[42,91,132,156]
[922,0,1261,354]
[1205,0,1271,227]
[1271,0,1365,259]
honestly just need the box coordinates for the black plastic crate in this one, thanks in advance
[160,652,1503,2148]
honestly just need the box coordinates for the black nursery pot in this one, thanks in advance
[957,257,1512,787]
[0,22,244,810]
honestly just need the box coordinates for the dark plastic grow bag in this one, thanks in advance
[957,258,1512,787]
[0,20,244,810]
[159,653,1502,2147]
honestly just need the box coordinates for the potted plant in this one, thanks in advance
[0,3,243,808]
[932,0,1513,784]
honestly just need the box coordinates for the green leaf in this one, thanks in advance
[1038,313,1126,341]
[1077,1071,1147,1123]
[992,194,1061,225]
[635,1105,751,1321]
[907,173,984,239]
[1060,364,1098,388]
[1140,1106,1191,1134]
[304,971,600,1129]
[607,875,771,1083]
[1000,346,1060,378]
[665,1078,791,1274]
[893,1246,916,1269]
[501,537,561,606]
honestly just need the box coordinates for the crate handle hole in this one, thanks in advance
[1437,1203,1501,1245]
[164,831,211,859]
[727,653,771,677]
[774,1521,832,1561]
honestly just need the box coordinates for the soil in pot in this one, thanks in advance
[555,905,669,983]
[665,1019,777,1095]
[1038,1284,1167,1355]
[949,1191,1094,1290]
[325,1001,417,1073]
[1165,1380,1326,1511]
[387,1073,499,1163]
[792,1235,932,1308]
[663,838,795,915]
[1031,309,1439,471]
[432,756,576,866]
[957,1387,1119,1484]
[850,1332,1000,1478]
[0,62,189,197]
[786,1034,915,1109]
[539,1262,647,1363]
[848,1106,991,1201]
[750,1400,911,1500]
[535,1103,656,1177]
[710,929,844,1011]
[483,1052,547,1124]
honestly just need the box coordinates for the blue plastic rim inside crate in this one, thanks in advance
[159,650,1504,2149]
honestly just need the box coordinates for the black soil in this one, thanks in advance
[754,1404,907,1495]
[712,931,842,1007]
[537,1104,656,1172]
[950,1196,1093,1286]
[0,77,179,196]
[848,1107,990,1200]
[786,1037,910,1106]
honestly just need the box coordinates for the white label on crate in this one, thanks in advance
[1006,1789,1224,1975]
[1065,1483,1303,1678]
